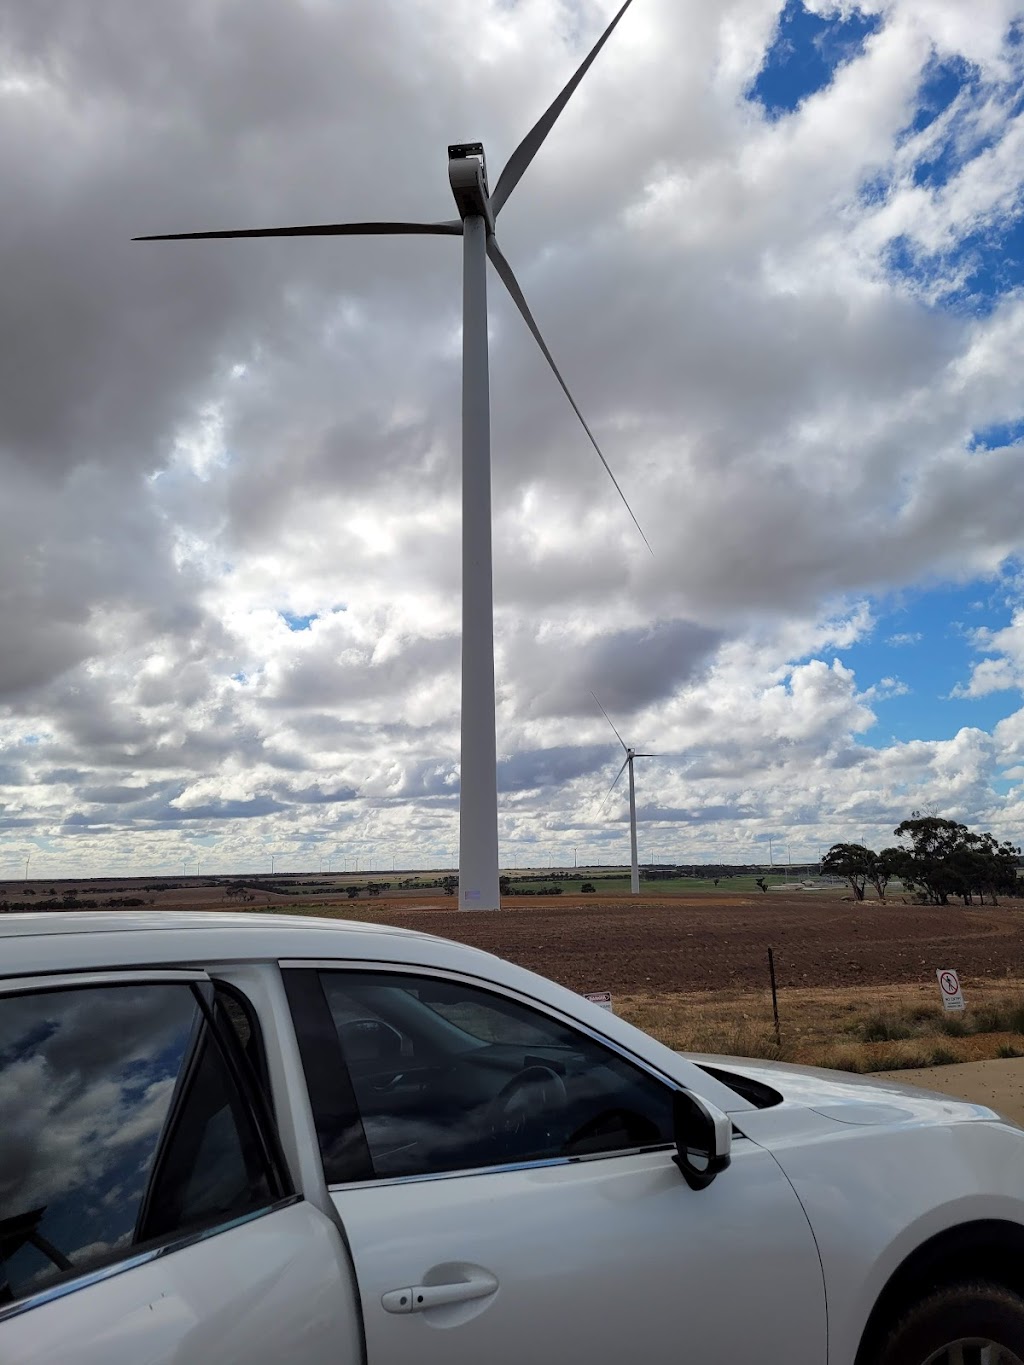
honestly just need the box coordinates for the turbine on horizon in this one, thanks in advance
[135,0,647,913]
[593,692,654,896]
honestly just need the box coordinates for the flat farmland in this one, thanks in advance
[12,882,1023,995]
[331,892,1024,996]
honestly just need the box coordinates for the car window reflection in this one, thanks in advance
[0,982,275,1308]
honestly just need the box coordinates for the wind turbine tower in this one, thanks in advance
[594,694,654,895]
[135,0,647,912]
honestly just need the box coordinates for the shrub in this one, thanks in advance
[997,1043,1024,1059]
[819,1048,868,1074]
[581,883,596,893]
[861,1014,913,1043]
[685,1021,785,1064]
[872,1042,932,1071]
[928,1045,959,1067]
[966,1005,999,1032]
[909,1004,940,1024]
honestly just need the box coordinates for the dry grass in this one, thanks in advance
[616,980,1024,1073]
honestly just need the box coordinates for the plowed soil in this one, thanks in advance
[347,893,1024,995]
[25,880,1024,997]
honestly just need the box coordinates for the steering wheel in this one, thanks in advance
[487,1065,568,1153]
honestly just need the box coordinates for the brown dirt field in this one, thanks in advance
[13,885,1024,997]
[314,892,1024,997]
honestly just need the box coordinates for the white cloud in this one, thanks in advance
[887,631,922,646]
[0,0,1023,872]
[954,608,1024,697]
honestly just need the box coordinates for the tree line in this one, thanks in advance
[822,816,1021,906]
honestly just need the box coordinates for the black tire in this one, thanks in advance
[877,1282,1024,1365]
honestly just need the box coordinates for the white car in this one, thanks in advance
[2,912,1024,1365]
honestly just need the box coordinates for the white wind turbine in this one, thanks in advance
[135,0,648,913]
[593,693,654,895]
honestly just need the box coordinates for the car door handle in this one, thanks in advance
[382,1269,499,1314]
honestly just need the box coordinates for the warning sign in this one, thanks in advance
[584,990,614,1013]
[936,969,965,1012]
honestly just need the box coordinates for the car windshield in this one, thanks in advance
[410,986,558,1047]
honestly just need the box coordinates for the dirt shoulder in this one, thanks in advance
[874,1057,1024,1125]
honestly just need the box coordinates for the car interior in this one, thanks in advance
[320,973,675,1177]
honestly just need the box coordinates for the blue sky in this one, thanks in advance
[750,4,1024,757]
[751,0,882,118]
[833,578,1022,745]
[755,4,1024,311]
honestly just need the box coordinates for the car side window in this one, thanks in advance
[290,970,674,1183]
[0,981,284,1311]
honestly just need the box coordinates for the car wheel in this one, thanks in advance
[877,1283,1024,1365]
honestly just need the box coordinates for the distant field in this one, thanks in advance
[504,874,836,896]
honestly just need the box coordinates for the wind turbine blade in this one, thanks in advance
[488,239,652,553]
[133,219,463,241]
[633,752,656,758]
[599,756,631,812]
[591,690,627,752]
[491,0,637,217]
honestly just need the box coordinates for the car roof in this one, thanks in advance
[0,911,496,979]
[0,910,429,941]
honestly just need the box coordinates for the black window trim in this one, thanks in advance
[0,974,298,1321]
[282,969,375,1186]
[198,981,293,1200]
[283,962,679,1192]
[212,978,275,1105]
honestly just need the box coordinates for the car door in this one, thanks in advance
[284,963,826,1365]
[0,969,357,1365]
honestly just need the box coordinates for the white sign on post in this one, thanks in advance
[936,969,965,1012]
[584,990,614,1013]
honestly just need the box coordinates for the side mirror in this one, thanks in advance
[672,1090,732,1191]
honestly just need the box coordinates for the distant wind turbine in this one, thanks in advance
[135,0,648,913]
[593,692,654,895]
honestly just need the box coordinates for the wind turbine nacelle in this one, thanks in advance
[448,143,494,232]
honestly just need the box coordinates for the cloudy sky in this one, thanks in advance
[2,0,1023,878]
